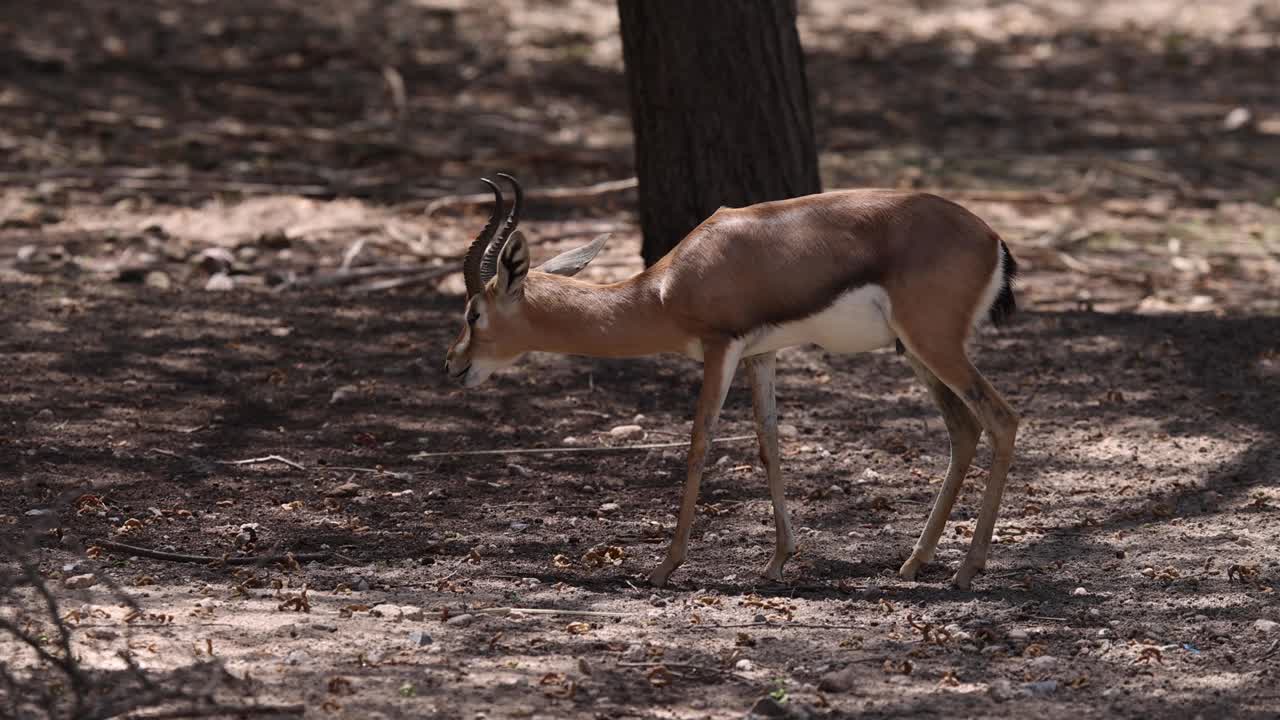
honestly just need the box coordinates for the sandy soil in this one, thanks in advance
[2,1,1279,719]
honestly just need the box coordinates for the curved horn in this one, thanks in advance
[479,172,524,285]
[463,178,504,297]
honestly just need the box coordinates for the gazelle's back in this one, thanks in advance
[653,190,1002,341]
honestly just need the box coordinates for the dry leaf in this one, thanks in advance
[581,545,624,568]
[883,659,913,675]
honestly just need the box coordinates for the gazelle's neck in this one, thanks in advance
[519,271,691,358]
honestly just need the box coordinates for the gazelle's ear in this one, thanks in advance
[494,230,530,299]
[536,233,611,277]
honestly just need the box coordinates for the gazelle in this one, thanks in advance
[444,173,1020,590]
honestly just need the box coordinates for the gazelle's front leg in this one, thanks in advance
[649,339,744,588]
[745,352,795,581]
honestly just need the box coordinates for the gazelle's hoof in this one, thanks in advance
[951,565,981,590]
[647,563,676,588]
[898,556,926,581]
[760,565,785,582]
[760,548,793,582]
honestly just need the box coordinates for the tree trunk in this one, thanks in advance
[617,0,821,266]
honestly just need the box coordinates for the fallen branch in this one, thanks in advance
[113,703,306,719]
[423,177,638,216]
[410,434,756,460]
[349,265,460,293]
[321,465,413,480]
[1053,251,1152,286]
[474,607,631,618]
[615,661,750,682]
[284,263,441,290]
[698,621,867,630]
[92,540,333,566]
[217,455,307,471]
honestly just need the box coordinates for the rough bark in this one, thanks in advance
[618,0,822,266]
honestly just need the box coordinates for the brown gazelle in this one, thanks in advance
[445,173,1020,590]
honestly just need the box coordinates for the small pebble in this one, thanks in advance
[329,385,359,404]
[64,574,97,590]
[1028,655,1059,670]
[372,604,403,621]
[326,481,361,498]
[204,272,234,291]
[408,630,433,647]
[144,270,172,290]
[609,424,645,440]
[1072,587,1089,596]
[988,679,1015,703]
[1023,679,1059,697]
[1254,619,1278,633]
[445,613,474,627]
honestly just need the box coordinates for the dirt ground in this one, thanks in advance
[2,1,1279,719]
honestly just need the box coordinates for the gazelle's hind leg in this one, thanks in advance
[897,335,1019,590]
[744,352,795,581]
[898,353,983,580]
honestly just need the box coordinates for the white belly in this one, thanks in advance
[744,284,895,356]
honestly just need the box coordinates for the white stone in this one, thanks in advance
[609,425,645,440]
[64,574,97,589]
[1028,655,1059,670]
[371,604,403,620]
[205,272,234,291]
[144,271,171,290]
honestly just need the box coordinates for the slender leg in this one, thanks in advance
[950,372,1018,588]
[745,352,795,581]
[898,353,983,580]
[649,339,744,587]
[899,339,1018,590]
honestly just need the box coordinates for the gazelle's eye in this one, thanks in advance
[467,310,479,324]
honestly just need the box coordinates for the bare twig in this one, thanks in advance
[217,455,307,471]
[697,621,867,630]
[283,264,436,290]
[348,265,460,293]
[410,434,755,460]
[92,540,333,566]
[473,607,631,618]
[423,177,638,216]
[615,661,751,682]
[338,238,367,272]
[111,703,306,719]
[320,465,412,480]
[1098,158,1194,194]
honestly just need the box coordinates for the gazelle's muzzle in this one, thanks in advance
[444,343,471,385]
